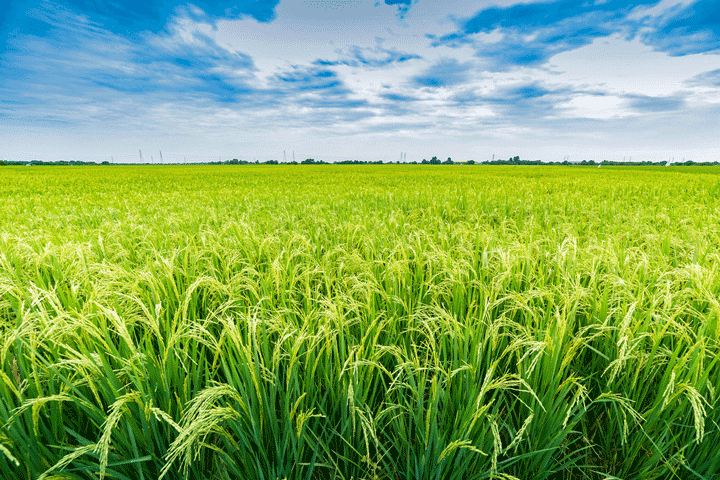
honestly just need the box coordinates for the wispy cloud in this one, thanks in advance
[411,58,472,88]
[2,4,261,115]
[274,66,345,92]
[687,68,720,87]
[625,93,686,112]
[378,92,421,102]
[383,0,418,18]
[314,45,421,68]
[431,0,720,70]
[432,0,659,68]
[271,64,370,111]
[15,0,281,33]
[640,0,720,55]
[484,82,573,118]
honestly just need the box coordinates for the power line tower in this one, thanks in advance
[139,150,144,164]
[159,151,164,164]
[283,150,286,163]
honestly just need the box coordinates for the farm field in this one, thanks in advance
[0,164,719,479]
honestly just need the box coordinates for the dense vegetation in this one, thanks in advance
[1,165,719,479]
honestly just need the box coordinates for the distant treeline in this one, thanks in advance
[2,157,718,167]
[0,160,114,166]
[483,158,720,166]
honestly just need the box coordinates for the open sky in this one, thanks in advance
[1,0,719,163]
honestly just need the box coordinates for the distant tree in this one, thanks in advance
[302,158,315,164]
[0,160,7,166]
[421,159,429,164]
[443,157,453,165]
[466,159,475,165]
[429,156,441,165]
[513,156,520,162]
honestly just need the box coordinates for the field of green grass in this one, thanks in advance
[1,165,719,479]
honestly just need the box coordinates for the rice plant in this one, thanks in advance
[0,164,718,479]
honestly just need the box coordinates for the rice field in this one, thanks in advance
[0,164,719,480]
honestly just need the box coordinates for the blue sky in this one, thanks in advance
[1,0,719,163]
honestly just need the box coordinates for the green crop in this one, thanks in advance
[0,165,718,479]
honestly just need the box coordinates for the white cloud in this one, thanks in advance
[559,94,628,119]
[547,35,720,97]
